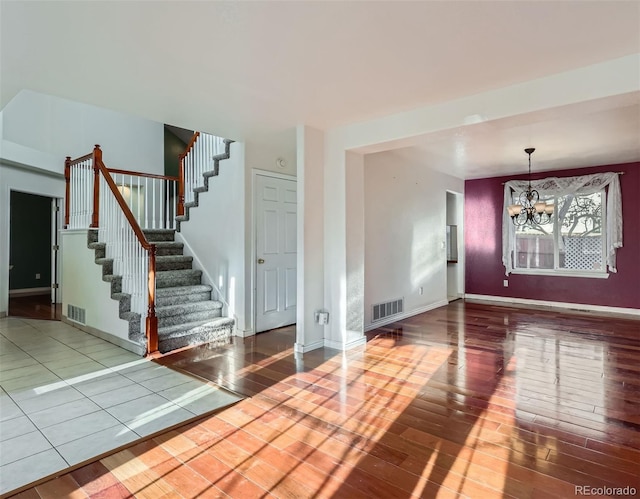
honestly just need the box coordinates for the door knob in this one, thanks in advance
[258,258,265,264]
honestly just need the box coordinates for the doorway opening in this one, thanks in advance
[8,191,61,320]
[446,190,464,302]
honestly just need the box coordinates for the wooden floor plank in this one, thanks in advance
[8,301,640,498]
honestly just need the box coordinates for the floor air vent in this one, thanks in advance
[373,298,403,322]
[67,305,86,325]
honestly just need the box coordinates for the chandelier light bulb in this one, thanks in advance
[507,148,554,227]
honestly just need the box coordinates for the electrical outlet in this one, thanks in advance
[503,280,508,287]
[35,273,41,280]
[419,286,423,295]
[315,311,329,325]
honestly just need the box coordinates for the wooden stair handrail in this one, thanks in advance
[66,145,159,356]
[93,146,158,355]
[177,131,200,217]
[107,168,179,182]
[67,152,93,166]
[95,151,150,250]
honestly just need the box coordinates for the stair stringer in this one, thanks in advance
[175,139,234,232]
[169,140,245,336]
[86,230,145,348]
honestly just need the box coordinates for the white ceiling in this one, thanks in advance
[1,1,639,178]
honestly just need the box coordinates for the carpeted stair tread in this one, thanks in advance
[158,317,235,339]
[156,284,212,297]
[158,309,223,328]
[156,300,222,318]
[120,311,140,322]
[153,241,185,256]
[153,241,183,248]
[156,285,212,306]
[156,255,193,271]
[142,229,175,242]
[158,318,233,353]
[156,269,202,288]
[157,255,192,262]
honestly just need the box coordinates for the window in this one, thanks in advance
[514,191,605,274]
[502,172,622,277]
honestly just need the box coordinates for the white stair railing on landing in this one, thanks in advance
[66,154,94,229]
[109,170,178,230]
[179,132,226,213]
[65,156,180,232]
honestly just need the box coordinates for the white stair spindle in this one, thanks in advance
[128,174,133,216]
[166,178,170,229]
[152,178,156,229]
[144,177,149,229]
[136,176,141,223]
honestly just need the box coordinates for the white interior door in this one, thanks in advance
[255,174,297,333]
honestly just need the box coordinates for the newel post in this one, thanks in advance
[90,145,102,228]
[146,244,159,356]
[177,154,185,217]
[64,156,71,228]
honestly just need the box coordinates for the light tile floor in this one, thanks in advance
[0,317,242,495]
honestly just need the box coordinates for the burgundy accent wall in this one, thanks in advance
[465,162,640,310]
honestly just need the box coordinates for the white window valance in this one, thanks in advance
[502,172,622,275]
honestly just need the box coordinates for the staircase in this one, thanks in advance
[65,134,236,356]
[88,228,234,353]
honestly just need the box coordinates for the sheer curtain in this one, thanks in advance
[502,172,622,275]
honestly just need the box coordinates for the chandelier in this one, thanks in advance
[507,148,554,226]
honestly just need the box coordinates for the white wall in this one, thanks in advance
[2,90,164,175]
[345,151,365,335]
[0,90,164,318]
[60,230,135,348]
[317,57,632,348]
[177,142,247,333]
[243,129,297,334]
[0,163,65,315]
[446,191,464,299]
[295,126,324,352]
[244,129,297,178]
[363,150,464,328]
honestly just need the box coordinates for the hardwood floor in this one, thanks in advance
[9,301,640,498]
[8,294,61,321]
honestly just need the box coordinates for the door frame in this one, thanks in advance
[251,169,297,335]
[6,189,63,314]
[445,189,465,301]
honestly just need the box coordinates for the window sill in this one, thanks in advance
[511,269,610,279]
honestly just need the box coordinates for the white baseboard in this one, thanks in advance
[324,336,367,350]
[294,339,324,353]
[364,299,449,332]
[234,328,255,338]
[324,335,367,351]
[464,294,640,319]
[9,287,50,297]
[61,315,146,356]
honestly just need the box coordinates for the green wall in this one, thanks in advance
[164,128,189,177]
[9,191,52,290]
